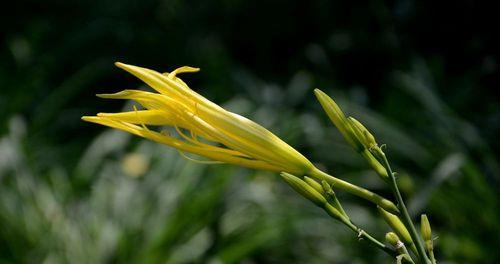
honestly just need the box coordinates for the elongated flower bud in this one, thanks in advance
[314,89,363,151]
[303,176,324,194]
[378,206,413,248]
[347,117,377,149]
[281,173,327,207]
[314,89,388,179]
[282,173,345,220]
[421,214,434,253]
[421,214,431,242]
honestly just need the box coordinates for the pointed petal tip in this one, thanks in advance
[81,116,98,122]
[280,172,294,178]
[114,62,139,72]
[96,90,130,99]
[114,62,127,68]
[96,93,112,99]
[313,88,326,97]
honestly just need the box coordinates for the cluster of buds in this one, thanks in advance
[280,172,348,222]
[314,89,388,179]
[379,206,417,254]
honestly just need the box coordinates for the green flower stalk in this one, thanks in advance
[281,172,396,257]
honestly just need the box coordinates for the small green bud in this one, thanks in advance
[347,117,377,149]
[281,172,327,207]
[420,214,432,242]
[303,176,324,194]
[345,117,388,179]
[386,232,414,263]
[321,180,334,195]
[378,207,413,247]
[324,203,344,220]
[385,232,401,248]
[421,214,434,253]
[360,149,389,178]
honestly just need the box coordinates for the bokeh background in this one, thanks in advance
[1,0,499,263]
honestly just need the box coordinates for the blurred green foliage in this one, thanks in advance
[1,0,499,263]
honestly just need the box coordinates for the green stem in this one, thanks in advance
[339,216,397,258]
[309,167,399,214]
[429,251,436,264]
[399,243,416,264]
[380,153,430,264]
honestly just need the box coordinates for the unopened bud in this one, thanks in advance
[321,180,334,195]
[378,207,413,247]
[347,117,377,149]
[421,214,432,242]
[314,89,363,151]
[385,232,402,248]
[304,176,324,194]
[281,173,327,207]
[421,214,434,253]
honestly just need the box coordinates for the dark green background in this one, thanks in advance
[1,0,499,263]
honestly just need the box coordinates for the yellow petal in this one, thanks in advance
[97,110,174,126]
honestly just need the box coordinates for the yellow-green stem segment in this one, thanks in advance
[308,167,399,214]
[380,153,431,264]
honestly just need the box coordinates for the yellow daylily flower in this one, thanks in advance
[82,62,314,175]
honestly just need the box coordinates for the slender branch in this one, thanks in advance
[380,153,430,264]
[309,167,399,214]
[429,251,436,264]
[339,216,397,258]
